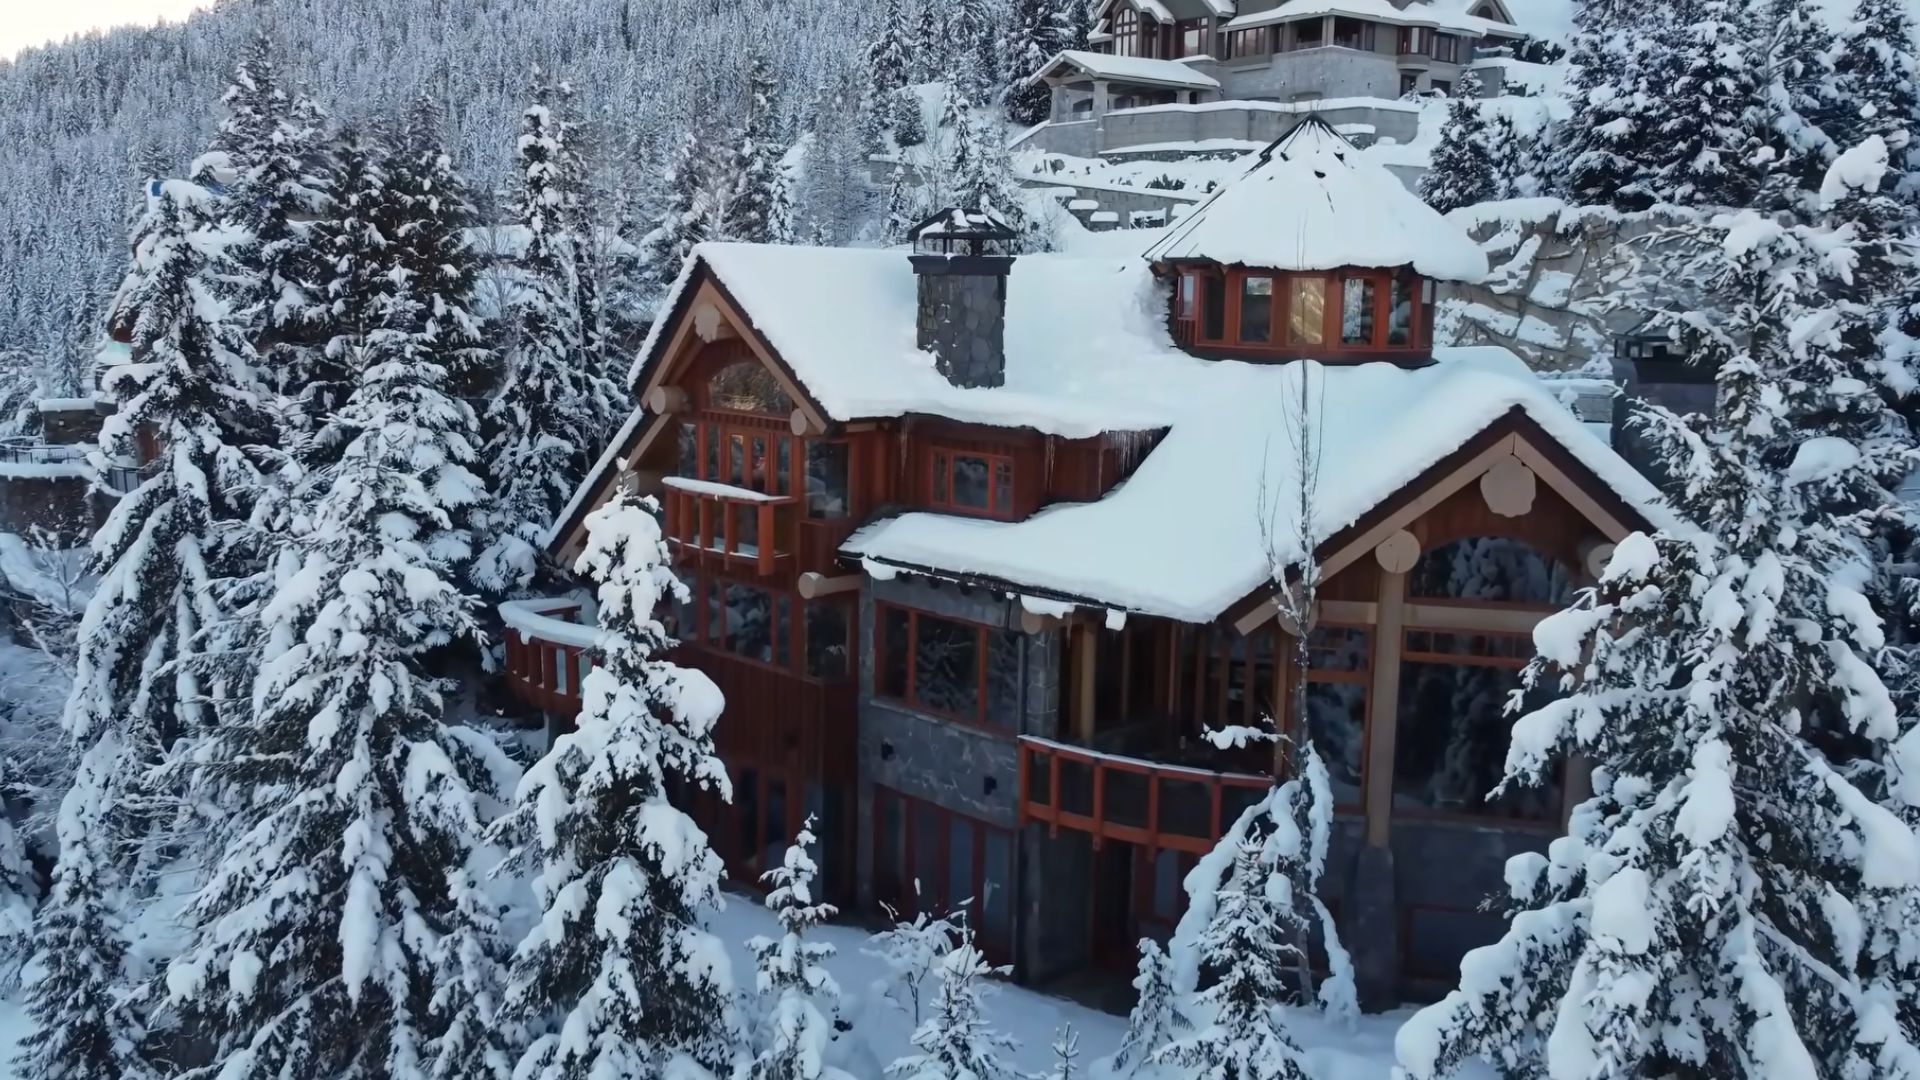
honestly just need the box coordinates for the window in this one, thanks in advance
[1432,34,1460,63]
[1287,276,1327,345]
[1113,6,1140,55]
[872,787,1016,962]
[1332,17,1373,49]
[707,361,793,415]
[720,583,792,666]
[1400,72,1421,96]
[1388,274,1416,345]
[1430,78,1453,95]
[1299,626,1371,807]
[1340,275,1377,346]
[1178,19,1211,57]
[1410,537,1575,606]
[1200,272,1227,341]
[1239,275,1274,343]
[1398,27,1427,54]
[1292,17,1324,48]
[805,599,853,679]
[1226,28,1268,59]
[806,441,849,519]
[877,606,1023,731]
[678,422,697,476]
[1422,278,1437,341]
[931,449,1016,517]
[1394,632,1563,821]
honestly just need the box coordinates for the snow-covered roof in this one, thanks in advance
[631,245,1172,436]
[1028,50,1223,92]
[1143,119,1489,280]
[848,346,1672,622]
[1222,0,1521,35]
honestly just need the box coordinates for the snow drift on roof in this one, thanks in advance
[847,347,1673,623]
[636,244,1174,435]
[1143,119,1489,281]
[1030,50,1223,91]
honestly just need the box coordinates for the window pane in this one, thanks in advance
[1288,277,1326,345]
[1341,276,1377,346]
[704,425,719,480]
[881,607,910,699]
[1179,273,1197,317]
[1296,17,1324,45]
[1239,275,1273,343]
[913,802,943,908]
[1307,626,1371,672]
[1422,279,1436,343]
[1304,682,1367,805]
[1388,275,1415,346]
[948,818,975,914]
[764,777,788,874]
[725,584,773,662]
[737,769,760,869]
[914,613,981,719]
[775,437,792,496]
[670,570,698,641]
[733,503,759,553]
[985,629,1022,731]
[993,460,1014,514]
[729,434,746,485]
[1395,663,1561,820]
[982,830,1012,949]
[951,455,991,509]
[1410,537,1574,605]
[1406,908,1507,981]
[709,362,793,415]
[751,435,768,491]
[933,452,949,504]
[775,595,793,669]
[1202,274,1226,340]
[806,601,851,680]
[678,422,697,477]
[807,441,849,519]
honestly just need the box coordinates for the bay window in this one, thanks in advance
[1239,274,1274,343]
[1287,276,1327,345]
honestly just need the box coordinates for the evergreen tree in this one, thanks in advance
[1763,0,1842,192]
[426,870,515,1080]
[162,219,504,1076]
[950,0,1002,105]
[731,51,797,245]
[210,37,334,402]
[1643,0,1770,208]
[1067,0,1094,52]
[1109,940,1189,1077]
[911,1,946,84]
[885,165,920,243]
[495,491,737,1079]
[1006,0,1072,126]
[477,78,613,595]
[867,0,914,98]
[1825,0,1920,158]
[1419,72,1507,213]
[0,770,28,990]
[885,933,1016,1080]
[954,109,1029,248]
[1152,840,1312,1080]
[642,126,717,295]
[1546,0,1679,209]
[304,128,398,463]
[1045,1026,1082,1080]
[747,817,851,1080]
[1396,144,1920,1079]
[892,86,927,148]
[391,93,496,403]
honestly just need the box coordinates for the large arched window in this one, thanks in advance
[707,361,792,416]
[1408,536,1576,606]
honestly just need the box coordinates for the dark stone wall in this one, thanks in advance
[915,271,1009,389]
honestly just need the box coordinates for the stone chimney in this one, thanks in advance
[907,208,1016,390]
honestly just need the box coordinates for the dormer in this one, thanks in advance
[1145,117,1487,366]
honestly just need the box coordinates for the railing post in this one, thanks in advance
[698,497,713,563]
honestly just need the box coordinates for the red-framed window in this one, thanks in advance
[677,420,852,521]
[876,604,1023,732]
[872,786,1016,964]
[930,448,1016,519]
[1295,624,1372,811]
[1173,266,1435,357]
[670,567,856,682]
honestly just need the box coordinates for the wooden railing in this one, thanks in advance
[1017,735,1274,855]
[501,602,591,719]
[661,483,799,579]
[682,647,859,783]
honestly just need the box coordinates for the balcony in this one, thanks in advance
[500,599,595,718]
[661,477,799,579]
[1018,735,1275,855]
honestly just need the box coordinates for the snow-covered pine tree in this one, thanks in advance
[892,86,927,148]
[1005,0,1073,126]
[642,126,717,295]
[911,0,946,84]
[866,907,959,1028]
[746,816,850,1080]
[1763,0,1843,192]
[1419,72,1506,213]
[885,165,920,243]
[14,746,151,1080]
[391,93,496,402]
[209,36,334,402]
[1067,0,1094,52]
[1153,838,1312,1080]
[1396,143,1920,1079]
[495,490,737,1079]
[731,50,796,245]
[162,221,505,1076]
[1645,0,1771,208]
[1108,939,1189,1077]
[1046,1026,1081,1080]
[0,756,31,990]
[427,869,515,1080]
[476,78,611,596]
[867,0,914,99]
[947,0,999,105]
[1825,0,1919,160]
[885,931,1016,1080]
[1541,0,1658,207]
[303,127,397,463]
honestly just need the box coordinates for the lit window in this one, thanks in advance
[1288,276,1327,345]
[1341,275,1378,346]
[1240,275,1274,343]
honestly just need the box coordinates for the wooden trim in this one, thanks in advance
[551,411,674,559]
[1511,437,1631,541]
[1402,602,1547,635]
[796,572,861,598]
[636,267,833,434]
[1074,624,1098,742]
[1364,567,1406,848]
[1322,434,1520,584]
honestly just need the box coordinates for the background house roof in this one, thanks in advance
[1029,50,1224,91]
[1142,119,1490,280]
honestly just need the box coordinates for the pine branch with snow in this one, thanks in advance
[493,490,738,1079]
[747,816,851,1080]
[1108,939,1189,1077]
[885,932,1016,1080]
[865,906,959,1029]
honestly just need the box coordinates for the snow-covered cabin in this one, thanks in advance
[511,121,1670,1008]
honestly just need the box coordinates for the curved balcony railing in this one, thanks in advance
[1017,735,1274,855]
[500,599,595,718]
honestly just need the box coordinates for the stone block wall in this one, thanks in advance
[915,270,1009,390]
